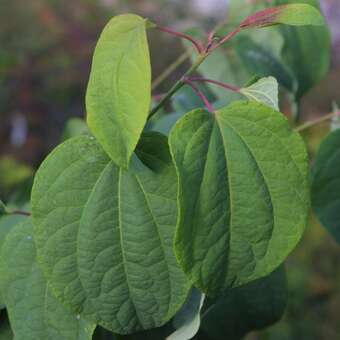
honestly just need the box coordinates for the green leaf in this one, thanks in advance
[62,118,89,141]
[199,266,287,340]
[311,129,340,244]
[240,76,279,110]
[169,101,309,295]
[167,288,205,340]
[274,0,331,98]
[86,14,152,168]
[234,31,296,92]
[0,213,27,307]
[0,219,95,340]
[239,4,325,29]
[31,133,190,334]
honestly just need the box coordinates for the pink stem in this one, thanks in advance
[183,78,214,113]
[212,27,241,51]
[189,77,240,93]
[156,26,204,54]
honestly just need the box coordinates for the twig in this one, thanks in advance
[156,26,204,54]
[183,78,214,113]
[295,111,340,132]
[149,53,207,118]
[189,77,240,93]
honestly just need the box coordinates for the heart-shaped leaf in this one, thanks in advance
[169,101,309,295]
[31,133,189,334]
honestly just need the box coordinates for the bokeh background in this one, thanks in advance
[0,1,340,339]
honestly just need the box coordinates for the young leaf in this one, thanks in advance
[169,101,309,296]
[86,14,152,168]
[275,0,331,98]
[311,129,340,244]
[0,219,95,340]
[199,266,287,340]
[240,4,325,29]
[31,133,190,334]
[240,76,279,110]
[167,288,205,340]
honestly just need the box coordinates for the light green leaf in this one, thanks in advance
[275,0,331,98]
[200,266,287,340]
[169,101,309,295]
[86,14,152,168]
[240,4,325,29]
[240,76,279,110]
[167,288,205,340]
[311,129,340,244]
[31,133,189,334]
[0,219,95,340]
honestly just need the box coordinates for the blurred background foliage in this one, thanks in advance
[0,0,340,339]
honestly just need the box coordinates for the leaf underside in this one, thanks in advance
[169,101,309,296]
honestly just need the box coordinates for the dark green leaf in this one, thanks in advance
[199,266,287,340]
[311,129,340,244]
[0,201,7,217]
[235,32,296,92]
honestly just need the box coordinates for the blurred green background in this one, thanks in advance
[0,0,340,339]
